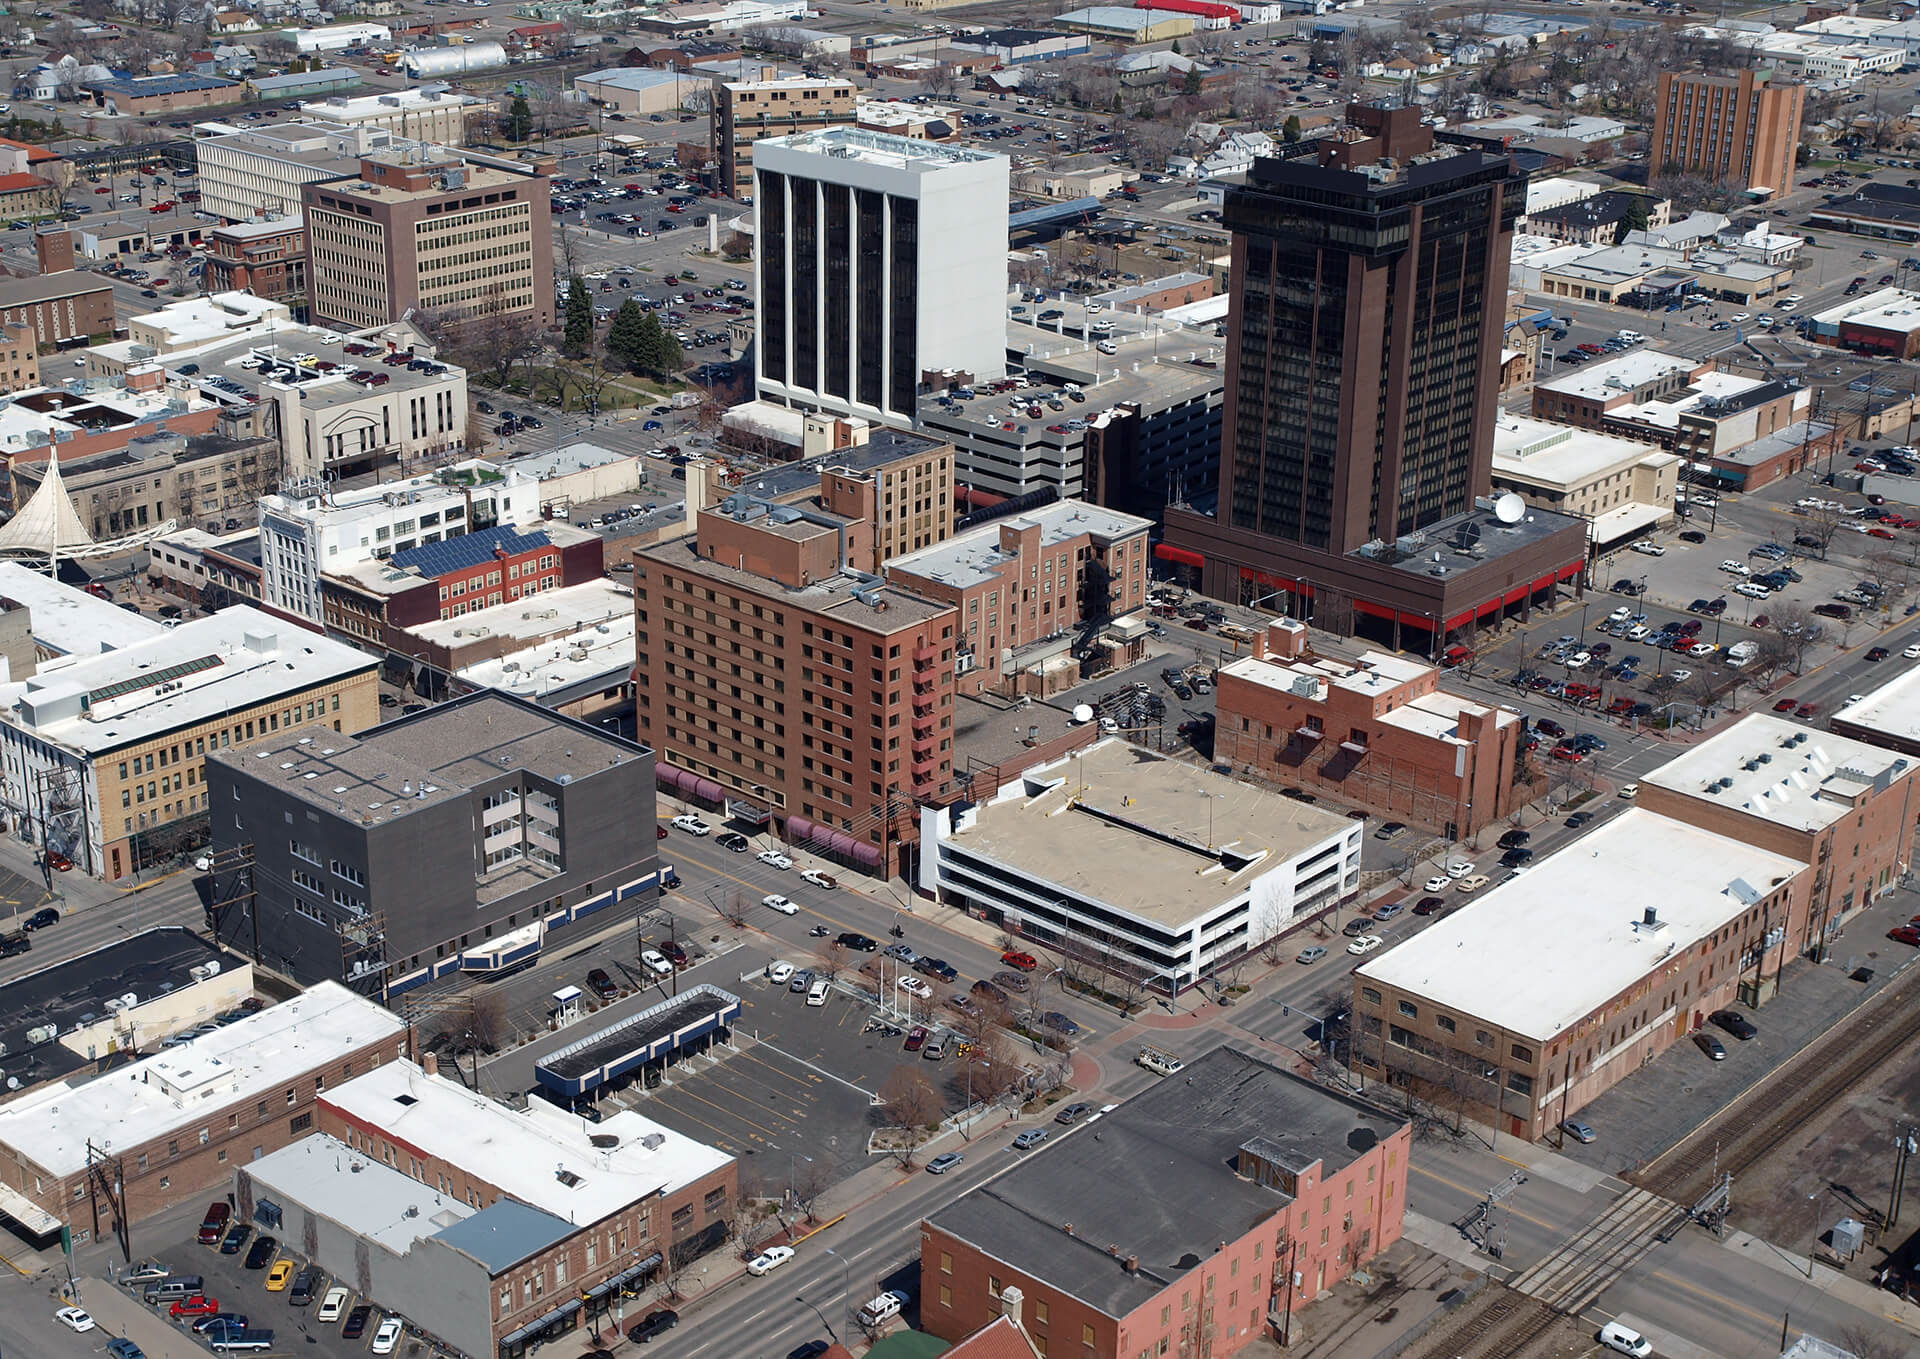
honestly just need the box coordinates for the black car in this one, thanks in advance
[1342,917,1373,937]
[1499,847,1534,867]
[1710,1008,1758,1040]
[218,1223,252,1254]
[1413,896,1449,916]
[586,967,619,1001]
[1497,830,1531,849]
[342,1305,372,1339]
[1680,530,1707,544]
[243,1235,278,1269]
[788,1344,831,1359]
[1054,1101,1093,1125]
[289,1266,321,1305]
[21,907,58,930]
[628,1309,679,1343]
[915,957,957,982]
[1042,1011,1081,1036]
[716,831,750,852]
[837,932,879,952]
[1565,811,1595,828]
[477,400,494,414]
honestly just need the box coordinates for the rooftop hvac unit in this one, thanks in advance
[25,1024,56,1046]
[189,961,222,982]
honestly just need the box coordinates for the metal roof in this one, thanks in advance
[1009,195,1102,231]
[431,1198,576,1274]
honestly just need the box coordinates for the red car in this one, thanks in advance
[656,824,668,839]
[170,1295,220,1318]
[196,1201,231,1244]
[1869,528,1896,540]
[1888,925,1920,946]
[1796,703,1818,719]
[659,940,688,967]
[1774,698,1798,712]
[1000,950,1038,972]
[1551,746,1584,762]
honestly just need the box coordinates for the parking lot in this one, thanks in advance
[112,1220,424,1359]
[613,949,978,1189]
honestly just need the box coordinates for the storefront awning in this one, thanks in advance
[0,1181,60,1237]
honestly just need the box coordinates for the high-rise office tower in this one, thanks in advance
[1165,105,1588,650]
[752,127,1008,425]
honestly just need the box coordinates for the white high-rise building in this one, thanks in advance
[752,127,1009,425]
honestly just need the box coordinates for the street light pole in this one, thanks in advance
[823,1247,852,1339]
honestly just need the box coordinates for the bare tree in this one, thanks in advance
[1837,1325,1908,1359]
[815,942,846,983]
[878,1067,942,1170]
[1803,503,1845,559]
[1769,601,1819,673]
[789,1153,831,1223]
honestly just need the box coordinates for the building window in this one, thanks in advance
[1361,988,1382,1006]
[1511,1043,1534,1064]
[1396,1001,1417,1019]
[1036,1300,1049,1324]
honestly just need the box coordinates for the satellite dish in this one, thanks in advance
[1495,493,1527,524]
[1072,704,1095,724]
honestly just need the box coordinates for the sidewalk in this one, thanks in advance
[66,1276,208,1359]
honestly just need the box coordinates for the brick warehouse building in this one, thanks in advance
[634,494,958,876]
[0,273,116,350]
[0,983,406,1247]
[1212,627,1528,839]
[922,1047,1410,1357]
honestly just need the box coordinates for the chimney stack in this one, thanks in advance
[422,1051,439,1077]
[999,1284,1025,1328]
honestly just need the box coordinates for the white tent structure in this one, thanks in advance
[0,447,176,570]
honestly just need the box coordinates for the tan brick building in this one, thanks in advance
[0,983,407,1246]
[1354,811,1808,1140]
[304,150,553,330]
[0,321,37,393]
[0,273,116,350]
[885,499,1152,697]
[1651,69,1805,195]
[714,75,856,196]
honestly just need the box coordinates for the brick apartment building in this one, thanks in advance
[1355,810,1809,1139]
[203,216,308,303]
[1650,69,1804,195]
[0,321,37,393]
[320,522,605,649]
[634,495,958,875]
[1637,713,1919,961]
[304,148,553,330]
[923,1047,1410,1357]
[0,983,407,1246]
[1212,626,1527,838]
[0,273,116,350]
[886,499,1153,697]
[714,75,857,196]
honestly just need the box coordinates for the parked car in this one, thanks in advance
[1012,1128,1051,1150]
[244,1236,278,1270]
[1693,1032,1727,1061]
[1054,1102,1094,1125]
[628,1309,680,1343]
[800,868,837,889]
[371,1318,404,1355]
[197,1202,231,1245]
[586,968,619,1001]
[1296,945,1329,964]
[926,1152,965,1174]
[747,1246,796,1276]
[1710,1009,1757,1040]
[1561,1119,1597,1144]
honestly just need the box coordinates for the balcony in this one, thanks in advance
[913,644,936,666]
[912,737,934,761]
[911,756,938,783]
[912,696,935,718]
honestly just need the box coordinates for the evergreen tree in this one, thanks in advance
[562,274,593,352]
[607,298,646,368]
[506,95,534,142]
[1283,114,1303,143]
[1182,65,1203,96]
[1615,197,1651,246]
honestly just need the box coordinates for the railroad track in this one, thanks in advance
[1404,1289,1561,1359]
[1633,966,1920,1207]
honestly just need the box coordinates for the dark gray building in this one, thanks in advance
[205,690,659,999]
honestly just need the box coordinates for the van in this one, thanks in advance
[1136,1047,1184,1076]
[805,978,829,1006]
[922,1033,947,1059]
[1598,1321,1653,1356]
[145,1276,204,1303]
[857,1291,908,1328]
[1617,329,1644,343]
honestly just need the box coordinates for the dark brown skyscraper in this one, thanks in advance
[1165,106,1587,650]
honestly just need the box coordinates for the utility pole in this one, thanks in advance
[1890,1124,1917,1229]
[205,844,257,963]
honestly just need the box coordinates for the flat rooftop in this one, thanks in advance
[1811,285,1920,333]
[1369,498,1585,577]
[503,440,639,481]
[755,125,999,173]
[1833,664,1920,746]
[0,981,404,1176]
[408,579,634,651]
[1219,649,1516,742]
[1,605,380,756]
[321,1060,733,1223]
[1534,350,1698,402]
[1355,810,1805,1042]
[1607,370,1787,434]
[1492,415,1668,488]
[454,593,637,705]
[300,87,478,118]
[887,499,1150,588]
[245,1132,477,1257]
[181,331,467,416]
[726,427,950,501]
[0,274,112,308]
[944,737,1354,929]
[928,1046,1405,1319]
[0,563,166,659]
[1644,713,1915,831]
[0,380,216,458]
[0,927,239,1090]
[642,533,954,632]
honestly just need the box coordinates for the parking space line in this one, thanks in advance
[731,1047,824,1091]
[750,1036,879,1100]
[651,1083,786,1139]
[691,1061,817,1115]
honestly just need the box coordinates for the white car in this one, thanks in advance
[1734,582,1770,599]
[762,893,796,914]
[55,1308,94,1334]
[766,960,794,984]
[641,949,673,976]
[1731,311,1750,322]
[1688,642,1717,658]
[1626,624,1650,639]
[1777,300,1797,311]
[1607,606,1633,623]
[1567,651,1591,668]
[1630,542,1666,556]
[1445,861,1475,878]
[318,1286,350,1323]
[1618,784,1639,800]
[1719,560,1749,575]
[1346,934,1384,956]
[757,849,793,870]
[1905,644,1920,659]
[800,868,838,889]
[1423,875,1451,893]
[1669,667,1693,682]
[747,1245,795,1276]
[897,975,933,999]
[372,1318,405,1355]
[671,814,711,836]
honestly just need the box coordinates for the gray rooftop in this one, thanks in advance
[928,1047,1406,1318]
[888,499,1150,589]
[244,1132,476,1257]
[1373,499,1586,577]
[0,273,112,307]
[431,1197,576,1274]
[731,427,949,501]
[641,534,955,631]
